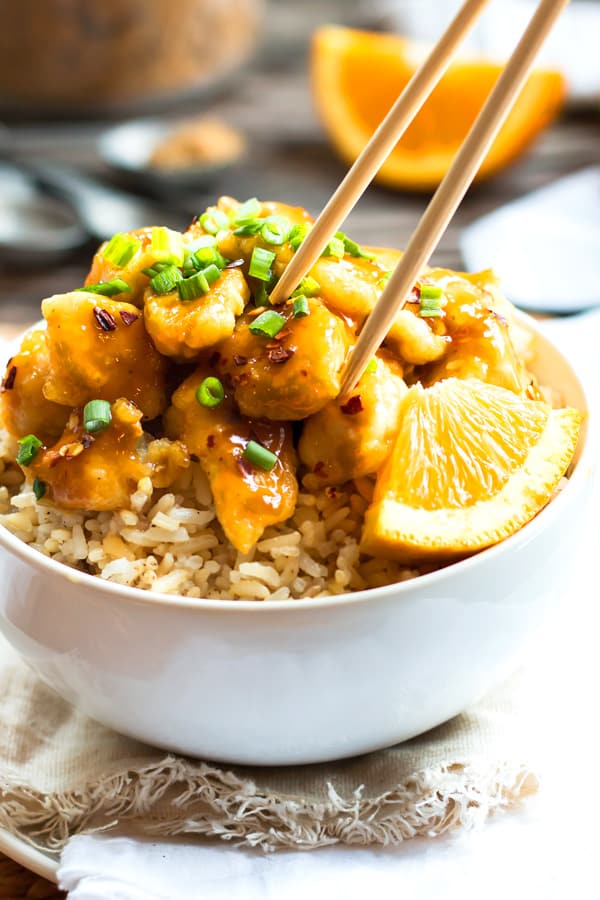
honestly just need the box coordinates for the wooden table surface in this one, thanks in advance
[0,36,599,898]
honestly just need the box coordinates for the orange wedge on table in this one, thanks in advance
[361,378,581,564]
[311,26,566,190]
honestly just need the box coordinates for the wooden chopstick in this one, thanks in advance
[339,0,569,400]
[268,0,491,305]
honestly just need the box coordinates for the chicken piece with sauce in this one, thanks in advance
[167,368,298,553]
[42,292,168,419]
[1,327,69,444]
[214,297,352,421]
[299,354,407,486]
[144,266,249,360]
[28,399,148,510]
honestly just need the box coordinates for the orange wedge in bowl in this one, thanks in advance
[361,378,581,564]
[311,26,566,190]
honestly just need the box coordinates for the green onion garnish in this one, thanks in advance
[142,262,170,279]
[249,309,287,338]
[321,236,345,259]
[196,377,225,408]
[253,282,270,307]
[202,264,222,287]
[231,198,261,225]
[249,246,276,282]
[292,276,319,298]
[83,399,112,433]
[288,223,310,251]
[242,439,278,472]
[193,246,225,268]
[150,227,184,267]
[150,265,183,295]
[419,285,444,318]
[292,296,310,318]
[261,217,291,246]
[16,434,43,467]
[366,357,377,373]
[233,220,263,237]
[76,279,131,297]
[102,233,140,267]
[32,477,46,500]
[336,231,374,259]
[199,210,229,235]
[178,271,210,301]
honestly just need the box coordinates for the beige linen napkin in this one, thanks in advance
[0,633,538,856]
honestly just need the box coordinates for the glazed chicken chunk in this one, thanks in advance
[42,292,168,419]
[168,368,298,553]
[215,297,352,421]
[1,327,69,444]
[299,353,408,486]
[144,267,249,360]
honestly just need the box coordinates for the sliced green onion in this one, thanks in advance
[199,209,230,235]
[102,232,140,267]
[292,295,310,318]
[231,198,261,225]
[150,265,183,295]
[419,284,444,318]
[249,246,276,282]
[83,399,112,433]
[142,262,170,278]
[253,282,270,307]
[202,264,222,287]
[178,271,210,301]
[76,279,131,297]
[365,358,377,373]
[189,234,217,251]
[16,434,43,467]
[261,216,291,246]
[335,231,375,259]
[292,276,319,298]
[32,477,46,500]
[243,439,278,472]
[288,223,310,251]
[420,285,443,301]
[196,377,225,408]
[249,309,287,338]
[233,220,263,237]
[321,236,345,259]
[150,227,184,266]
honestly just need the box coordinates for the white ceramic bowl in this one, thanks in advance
[0,321,593,765]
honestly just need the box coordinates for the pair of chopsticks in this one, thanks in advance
[270,0,569,401]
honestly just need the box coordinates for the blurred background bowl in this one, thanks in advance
[0,0,265,118]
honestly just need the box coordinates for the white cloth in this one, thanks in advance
[57,312,600,899]
[460,166,600,312]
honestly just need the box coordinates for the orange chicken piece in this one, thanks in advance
[169,368,298,553]
[1,327,69,443]
[42,292,168,419]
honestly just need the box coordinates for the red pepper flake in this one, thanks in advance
[190,453,200,462]
[93,307,117,332]
[226,258,245,269]
[313,461,327,478]
[235,453,253,477]
[120,310,139,326]
[190,214,200,226]
[233,354,247,366]
[268,346,295,364]
[231,372,250,387]
[81,434,95,450]
[208,351,221,368]
[340,395,363,415]
[206,435,215,449]
[275,329,291,342]
[2,365,17,391]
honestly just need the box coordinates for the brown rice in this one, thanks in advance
[0,428,418,601]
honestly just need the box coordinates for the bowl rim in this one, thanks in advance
[0,316,594,615]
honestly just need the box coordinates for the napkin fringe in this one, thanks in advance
[0,756,538,853]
